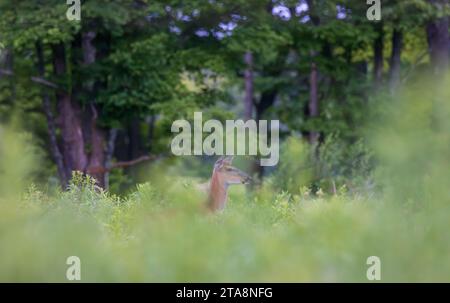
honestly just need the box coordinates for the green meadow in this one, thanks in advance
[1,79,449,282]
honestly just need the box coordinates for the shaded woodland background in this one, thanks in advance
[1,0,449,192]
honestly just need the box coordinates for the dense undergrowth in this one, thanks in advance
[1,79,450,282]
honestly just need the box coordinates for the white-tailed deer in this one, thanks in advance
[201,156,251,212]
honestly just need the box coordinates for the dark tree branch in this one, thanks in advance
[112,155,155,169]
[0,68,13,76]
[0,68,60,89]
[86,154,158,175]
[30,76,59,89]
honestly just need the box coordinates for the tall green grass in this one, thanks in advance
[1,77,450,282]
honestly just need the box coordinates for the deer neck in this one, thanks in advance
[207,171,228,211]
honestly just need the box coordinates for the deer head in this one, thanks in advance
[213,156,252,186]
[207,156,251,212]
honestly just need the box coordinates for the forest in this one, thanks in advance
[1,0,450,282]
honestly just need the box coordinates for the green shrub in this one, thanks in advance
[1,77,450,281]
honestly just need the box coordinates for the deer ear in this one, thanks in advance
[223,155,234,165]
[214,156,225,168]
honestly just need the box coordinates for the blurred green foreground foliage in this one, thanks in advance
[0,78,450,282]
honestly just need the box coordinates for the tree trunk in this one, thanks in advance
[51,43,87,178]
[128,117,142,160]
[104,128,118,190]
[36,41,69,188]
[373,22,384,89]
[86,105,106,187]
[306,0,320,144]
[426,0,449,75]
[255,90,277,122]
[81,30,107,188]
[1,48,16,105]
[389,29,403,92]
[306,0,320,26]
[254,89,277,180]
[243,51,254,120]
[146,115,156,152]
[308,59,319,144]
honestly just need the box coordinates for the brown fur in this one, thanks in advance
[206,156,251,212]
